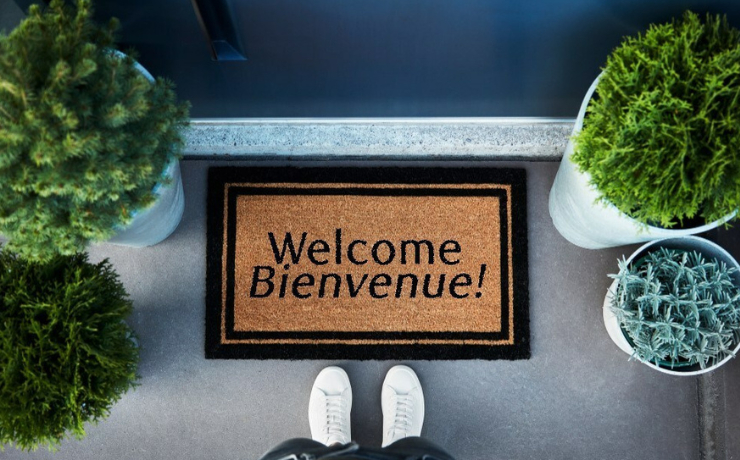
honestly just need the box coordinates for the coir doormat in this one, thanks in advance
[206,167,529,360]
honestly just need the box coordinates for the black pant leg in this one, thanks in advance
[258,438,329,460]
[381,437,456,460]
[259,437,454,460]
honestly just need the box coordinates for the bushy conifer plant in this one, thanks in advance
[610,247,740,369]
[0,248,139,451]
[0,0,190,261]
[572,12,740,228]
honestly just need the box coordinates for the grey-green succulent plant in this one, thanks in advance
[610,247,740,369]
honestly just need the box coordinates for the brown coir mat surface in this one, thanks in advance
[206,167,529,360]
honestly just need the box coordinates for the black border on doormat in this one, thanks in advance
[205,167,530,360]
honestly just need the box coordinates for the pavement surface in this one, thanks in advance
[5,159,738,459]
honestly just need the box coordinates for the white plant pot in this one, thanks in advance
[104,50,185,247]
[105,159,185,247]
[548,75,735,249]
[603,236,740,376]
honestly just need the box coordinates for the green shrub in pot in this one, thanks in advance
[571,11,740,228]
[609,247,740,370]
[0,248,139,451]
[0,0,190,261]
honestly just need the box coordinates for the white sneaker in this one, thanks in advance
[381,365,425,447]
[308,366,352,446]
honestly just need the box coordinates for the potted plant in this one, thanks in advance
[549,12,740,249]
[603,236,740,375]
[0,248,139,451]
[0,0,190,261]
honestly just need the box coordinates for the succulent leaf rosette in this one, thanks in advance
[610,247,740,369]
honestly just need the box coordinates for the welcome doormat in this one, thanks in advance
[206,167,529,360]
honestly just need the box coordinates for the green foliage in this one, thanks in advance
[0,0,190,261]
[572,11,740,227]
[0,248,139,451]
[610,247,740,369]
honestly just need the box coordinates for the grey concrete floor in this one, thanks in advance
[5,159,738,459]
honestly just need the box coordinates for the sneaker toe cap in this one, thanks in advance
[315,367,352,395]
[383,366,422,395]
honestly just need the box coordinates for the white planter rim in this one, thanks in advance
[106,49,179,224]
[103,49,184,246]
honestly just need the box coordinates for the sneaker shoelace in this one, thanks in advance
[387,394,414,439]
[323,394,346,440]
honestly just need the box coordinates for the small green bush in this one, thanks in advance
[0,248,139,451]
[572,11,740,228]
[0,0,190,261]
[610,247,740,369]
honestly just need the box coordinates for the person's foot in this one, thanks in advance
[308,366,352,446]
[381,365,425,447]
